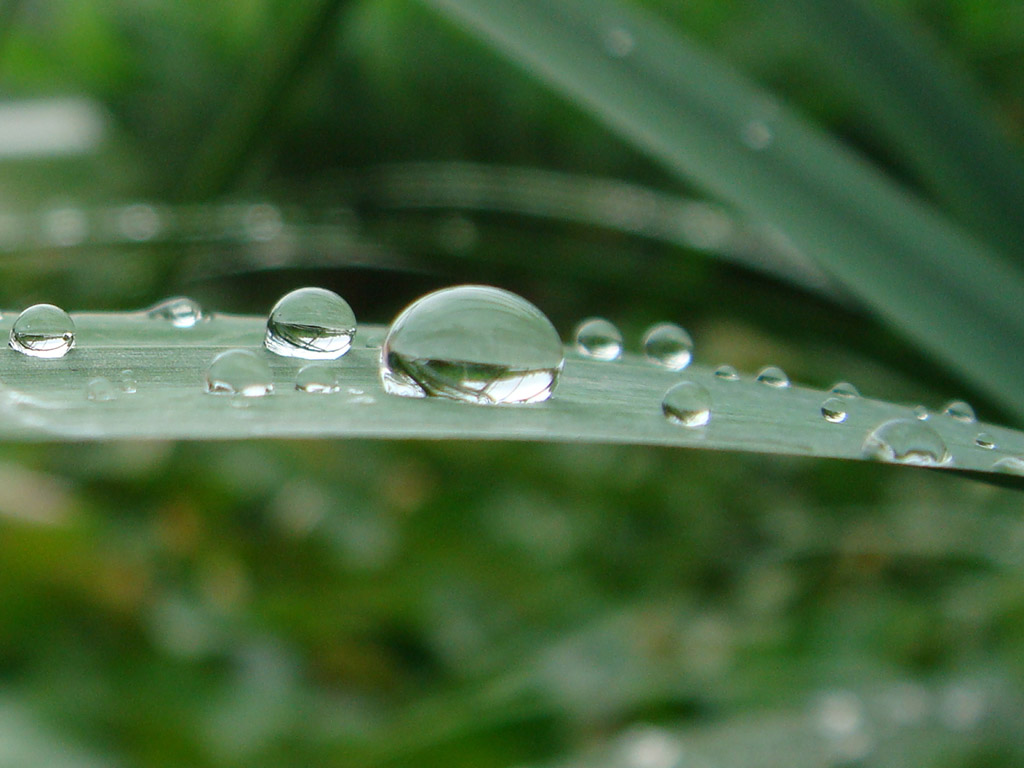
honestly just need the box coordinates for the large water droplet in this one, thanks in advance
[994,456,1024,476]
[662,381,711,427]
[821,397,847,424]
[264,287,356,360]
[756,365,789,388]
[380,285,563,404]
[86,377,118,402]
[863,419,949,466]
[205,349,273,397]
[830,382,859,398]
[574,318,623,361]
[974,432,995,450]
[714,364,739,381]
[9,304,75,358]
[295,364,340,393]
[147,297,205,328]
[642,322,693,370]
[942,400,976,423]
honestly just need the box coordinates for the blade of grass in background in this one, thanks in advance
[778,0,1024,256]
[415,0,1024,423]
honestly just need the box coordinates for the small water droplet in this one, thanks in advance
[821,397,847,423]
[942,400,976,423]
[604,26,635,58]
[741,120,774,150]
[295,364,340,393]
[662,381,711,427]
[43,207,88,246]
[86,377,118,402]
[574,318,623,361]
[993,456,1024,476]
[756,365,789,388]
[242,203,283,241]
[863,418,950,466]
[830,381,859,398]
[974,432,995,449]
[713,364,739,381]
[9,304,75,358]
[205,349,273,397]
[116,203,162,241]
[642,323,693,370]
[380,285,563,404]
[913,405,930,420]
[120,369,137,394]
[146,297,205,328]
[265,287,356,360]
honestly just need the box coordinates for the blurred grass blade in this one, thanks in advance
[2,309,1024,486]
[414,0,1024,423]
[779,0,1024,254]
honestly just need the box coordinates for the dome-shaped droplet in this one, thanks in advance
[863,418,949,466]
[662,381,711,427]
[9,304,75,359]
[756,365,789,388]
[574,318,623,361]
[830,382,860,398]
[86,377,117,402]
[295,364,340,393]
[265,287,356,360]
[146,297,205,328]
[205,349,273,397]
[380,285,564,404]
[642,323,693,370]
[713,364,740,381]
[821,397,847,424]
[974,432,995,450]
[993,456,1024,476]
[120,369,137,394]
[913,405,930,420]
[942,400,976,423]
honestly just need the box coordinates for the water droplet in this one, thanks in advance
[830,381,859,398]
[146,297,205,328]
[741,120,774,150]
[120,369,137,394]
[942,400,976,423]
[821,397,847,423]
[380,285,563,404]
[295,364,340,394]
[574,318,623,361]
[642,323,693,370]
[242,203,283,242]
[86,377,118,402]
[993,456,1024,476]
[975,432,995,450]
[9,304,75,358]
[264,287,356,360]
[863,418,950,466]
[756,365,789,388]
[913,405,930,420]
[604,26,635,58]
[43,206,88,246]
[116,203,162,242]
[205,349,273,397]
[714,364,739,381]
[662,381,711,427]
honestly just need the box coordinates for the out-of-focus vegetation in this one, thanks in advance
[0,1,1023,766]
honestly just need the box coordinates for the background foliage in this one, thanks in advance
[0,0,1023,766]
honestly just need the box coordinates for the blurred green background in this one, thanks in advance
[0,1,1023,766]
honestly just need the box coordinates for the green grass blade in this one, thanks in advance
[0,309,1022,484]
[779,0,1024,254]
[414,0,1024,423]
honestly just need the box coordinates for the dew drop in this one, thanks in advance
[662,381,711,427]
[913,405,930,420]
[994,456,1024,476]
[242,203,283,242]
[9,304,75,358]
[120,369,137,394]
[713,364,739,381]
[821,397,847,424]
[43,206,88,246]
[604,26,635,58]
[830,381,859,398]
[380,285,563,404]
[264,287,356,360]
[574,317,623,361]
[116,203,162,242]
[942,400,976,423]
[741,120,774,150]
[146,297,205,328]
[974,432,995,450]
[86,377,118,402]
[642,322,693,370]
[756,365,789,388]
[205,349,273,397]
[295,364,340,394]
[863,418,950,466]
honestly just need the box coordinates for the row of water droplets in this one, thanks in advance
[4,287,1022,473]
